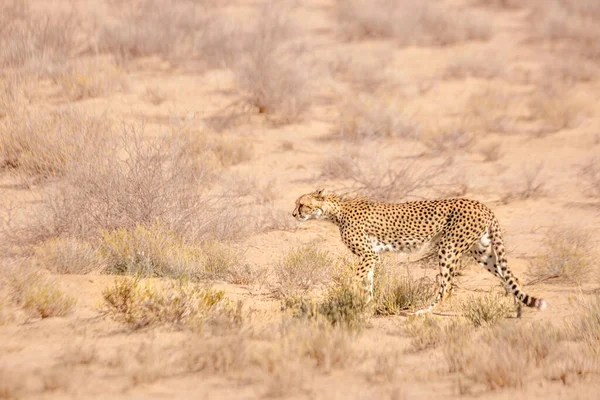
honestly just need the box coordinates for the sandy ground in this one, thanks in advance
[1,0,600,399]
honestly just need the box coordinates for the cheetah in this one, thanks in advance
[291,189,547,315]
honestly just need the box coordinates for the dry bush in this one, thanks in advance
[101,276,239,330]
[444,52,506,80]
[528,84,585,135]
[335,95,418,141]
[271,246,333,300]
[580,157,600,200]
[321,153,358,180]
[465,89,519,134]
[0,1,84,71]
[28,124,249,243]
[540,58,599,86]
[8,270,76,319]
[98,0,231,66]
[502,163,545,202]
[340,156,446,202]
[530,0,600,61]
[200,240,245,281]
[469,0,522,8]
[99,223,203,278]
[0,71,34,119]
[226,263,268,287]
[528,228,594,284]
[144,87,167,106]
[52,58,123,101]
[422,125,476,155]
[335,0,491,45]
[478,141,503,162]
[286,277,372,330]
[460,291,514,327]
[232,1,311,123]
[33,238,104,274]
[0,108,111,180]
[100,223,244,280]
[374,264,435,315]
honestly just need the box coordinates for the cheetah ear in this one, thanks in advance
[315,188,327,198]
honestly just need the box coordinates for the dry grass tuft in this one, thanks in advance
[422,124,476,155]
[144,87,167,106]
[9,270,76,319]
[405,317,473,353]
[528,227,594,284]
[272,246,332,300]
[33,238,104,274]
[465,89,519,134]
[0,108,111,180]
[335,95,418,141]
[101,277,239,330]
[100,223,244,280]
[374,264,435,315]
[565,295,600,353]
[478,141,503,162]
[460,291,514,327]
[335,0,491,45]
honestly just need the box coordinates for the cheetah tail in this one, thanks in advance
[489,219,547,311]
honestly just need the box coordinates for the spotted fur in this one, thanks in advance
[292,189,547,315]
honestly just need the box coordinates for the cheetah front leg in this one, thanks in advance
[414,242,458,315]
[355,251,379,301]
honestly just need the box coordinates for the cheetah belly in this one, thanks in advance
[369,236,428,254]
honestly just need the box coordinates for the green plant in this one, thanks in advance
[101,277,237,330]
[460,291,514,327]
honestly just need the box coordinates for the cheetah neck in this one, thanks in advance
[321,195,344,225]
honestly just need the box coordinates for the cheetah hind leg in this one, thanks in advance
[413,244,457,315]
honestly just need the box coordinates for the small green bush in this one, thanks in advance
[101,277,238,330]
[460,291,514,327]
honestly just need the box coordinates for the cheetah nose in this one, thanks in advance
[292,209,297,218]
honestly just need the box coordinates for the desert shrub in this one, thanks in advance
[335,0,491,45]
[528,84,585,135]
[9,270,76,319]
[100,223,243,280]
[99,223,204,278]
[0,108,111,179]
[287,279,371,330]
[502,163,545,202]
[144,87,167,106]
[200,240,245,281]
[33,238,104,274]
[98,0,223,65]
[478,141,503,162]
[226,263,268,287]
[444,51,506,79]
[469,0,522,9]
[374,264,435,315]
[101,276,238,330]
[530,0,600,61]
[366,351,401,383]
[341,156,444,202]
[486,322,561,366]
[528,227,593,284]
[272,246,333,299]
[580,157,600,200]
[422,125,476,155]
[52,58,123,100]
[335,95,418,141]
[460,291,514,327]
[232,1,311,123]
[464,89,519,134]
[0,2,83,71]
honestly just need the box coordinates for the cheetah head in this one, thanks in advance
[292,188,328,221]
